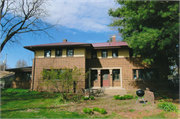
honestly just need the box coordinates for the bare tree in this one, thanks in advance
[0,0,55,52]
[15,59,28,68]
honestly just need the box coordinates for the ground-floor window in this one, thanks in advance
[91,70,97,81]
[133,69,159,80]
[113,69,120,80]
[22,73,31,81]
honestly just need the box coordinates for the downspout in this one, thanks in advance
[32,58,36,90]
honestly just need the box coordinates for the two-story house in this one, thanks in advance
[24,35,169,93]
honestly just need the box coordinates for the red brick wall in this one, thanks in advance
[31,57,86,92]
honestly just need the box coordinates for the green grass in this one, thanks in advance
[1,88,88,118]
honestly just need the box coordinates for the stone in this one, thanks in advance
[144,90,155,104]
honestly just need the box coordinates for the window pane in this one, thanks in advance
[56,49,62,56]
[112,49,118,57]
[113,69,120,80]
[102,50,107,58]
[22,73,31,81]
[91,50,97,59]
[133,70,137,79]
[67,49,73,56]
[91,70,97,81]
[45,50,51,57]
[137,69,158,79]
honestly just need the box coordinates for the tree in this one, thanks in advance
[0,0,55,52]
[41,67,89,100]
[15,59,28,68]
[108,1,179,68]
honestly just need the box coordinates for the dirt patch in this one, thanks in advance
[54,92,179,118]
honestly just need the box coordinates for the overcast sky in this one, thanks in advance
[1,0,122,68]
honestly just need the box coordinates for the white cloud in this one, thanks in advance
[72,32,76,34]
[45,0,120,33]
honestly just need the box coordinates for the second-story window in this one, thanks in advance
[91,50,97,59]
[67,48,74,57]
[102,50,107,58]
[112,49,118,57]
[44,50,51,57]
[56,49,62,57]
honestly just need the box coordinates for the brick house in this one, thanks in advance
[24,35,169,92]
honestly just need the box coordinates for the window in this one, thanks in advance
[91,70,97,81]
[102,50,107,58]
[56,49,62,57]
[133,69,159,80]
[112,49,118,57]
[67,49,74,57]
[22,73,31,81]
[113,69,120,80]
[91,50,97,59]
[44,50,51,57]
[133,70,137,79]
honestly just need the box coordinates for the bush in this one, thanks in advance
[114,94,133,100]
[82,96,89,100]
[113,95,120,100]
[89,96,95,100]
[93,107,100,112]
[83,108,92,114]
[99,108,107,114]
[158,102,178,112]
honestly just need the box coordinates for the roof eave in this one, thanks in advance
[24,44,93,51]
[94,46,129,49]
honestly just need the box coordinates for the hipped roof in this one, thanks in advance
[24,41,129,51]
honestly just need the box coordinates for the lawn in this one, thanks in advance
[1,88,179,118]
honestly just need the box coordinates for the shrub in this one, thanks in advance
[113,95,120,100]
[81,96,89,100]
[83,108,92,114]
[93,107,100,112]
[114,94,133,100]
[89,96,95,100]
[158,102,178,112]
[99,108,107,114]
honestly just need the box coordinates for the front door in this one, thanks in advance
[101,70,109,87]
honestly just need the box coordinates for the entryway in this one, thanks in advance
[101,70,109,87]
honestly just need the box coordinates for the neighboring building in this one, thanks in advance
[0,71,15,88]
[24,36,169,92]
[6,67,32,89]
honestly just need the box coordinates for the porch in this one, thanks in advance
[88,67,122,88]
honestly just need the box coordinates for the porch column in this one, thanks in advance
[109,69,113,87]
[98,70,101,87]
[89,69,91,88]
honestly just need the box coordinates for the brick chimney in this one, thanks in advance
[112,35,116,42]
[112,35,116,45]
[63,39,67,42]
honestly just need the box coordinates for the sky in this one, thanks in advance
[1,0,122,68]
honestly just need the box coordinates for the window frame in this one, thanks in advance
[67,48,74,57]
[91,50,97,59]
[44,50,51,57]
[133,69,159,80]
[112,49,118,58]
[113,69,120,80]
[101,50,107,58]
[55,49,62,57]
